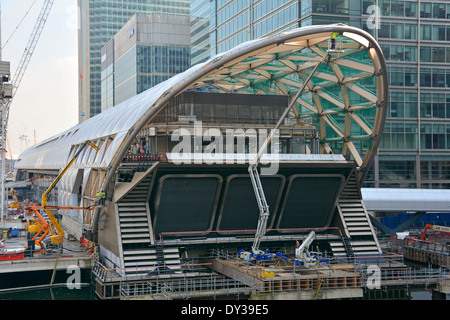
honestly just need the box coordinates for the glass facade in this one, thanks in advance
[100,13,191,108]
[79,0,190,120]
[136,45,191,94]
[100,39,115,111]
[361,0,450,189]
[191,0,450,189]
[191,0,211,65]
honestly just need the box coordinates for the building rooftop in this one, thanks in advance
[15,24,388,186]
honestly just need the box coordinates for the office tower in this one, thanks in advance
[78,0,190,121]
[192,0,450,189]
[101,13,191,110]
[190,0,211,66]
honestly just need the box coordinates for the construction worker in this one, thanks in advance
[330,32,339,50]
[96,191,106,206]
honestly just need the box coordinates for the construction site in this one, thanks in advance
[0,2,448,301]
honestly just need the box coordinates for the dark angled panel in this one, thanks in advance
[216,174,285,233]
[153,174,222,236]
[276,175,344,231]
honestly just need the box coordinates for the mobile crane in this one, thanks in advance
[294,231,319,268]
[26,140,99,250]
[238,51,329,263]
[420,224,450,242]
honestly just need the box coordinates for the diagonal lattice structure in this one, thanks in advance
[187,26,387,183]
[14,25,388,237]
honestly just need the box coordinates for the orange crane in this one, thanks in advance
[420,224,450,241]
[26,140,99,250]
[26,205,96,253]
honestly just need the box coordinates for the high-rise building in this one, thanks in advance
[78,0,190,122]
[101,13,191,111]
[191,0,450,189]
[190,0,211,66]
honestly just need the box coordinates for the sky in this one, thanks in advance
[1,0,78,158]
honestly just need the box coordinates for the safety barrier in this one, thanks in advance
[122,153,167,163]
[359,265,449,287]
[91,246,449,299]
[120,274,251,300]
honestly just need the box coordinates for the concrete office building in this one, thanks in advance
[78,0,190,121]
[190,0,450,189]
[101,13,191,111]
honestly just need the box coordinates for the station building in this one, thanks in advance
[15,25,388,273]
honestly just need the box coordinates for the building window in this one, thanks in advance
[420,2,432,18]
[388,66,417,87]
[420,124,446,149]
[379,160,416,181]
[381,122,418,150]
[433,3,446,19]
[312,0,349,15]
[420,161,450,180]
[420,93,450,118]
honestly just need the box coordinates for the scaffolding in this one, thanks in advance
[91,247,449,300]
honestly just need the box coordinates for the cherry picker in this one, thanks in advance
[238,38,333,267]
[26,140,99,252]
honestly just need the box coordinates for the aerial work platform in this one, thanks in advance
[212,258,364,300]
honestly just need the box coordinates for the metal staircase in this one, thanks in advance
[115,164,181,275]
[331,171,382,262]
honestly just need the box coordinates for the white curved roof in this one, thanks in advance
[15,24,388,183]
[15,61,206,170]
[362,188,450,212]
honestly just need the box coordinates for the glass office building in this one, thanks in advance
[101,13,191,111]
[190,0,211,66]
[191,0,450,189]
[78,0,190,121]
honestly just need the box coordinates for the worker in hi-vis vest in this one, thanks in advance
[96,191,106,205]
[330,32,339,50]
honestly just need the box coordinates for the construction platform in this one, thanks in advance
[92,259,365,300]
[91,248,450,300]
[401,238,449,268]
[0,236,93,291]
[211,258,364,300]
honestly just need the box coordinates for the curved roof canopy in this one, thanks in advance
[362,188,450,213]
[16,24,388,184]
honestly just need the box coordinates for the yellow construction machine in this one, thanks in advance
[26,140,99,249]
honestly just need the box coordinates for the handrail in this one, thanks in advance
[92,259,213,283]
[359,266,449,286]
[158,227,344,241]
[403,237,450,254]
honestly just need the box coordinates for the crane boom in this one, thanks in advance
[5,0,54,126]
[248,54,328,258]
[0,0,54,221]
[27,140,99,247]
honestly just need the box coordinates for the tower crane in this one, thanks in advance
[3,0,54,127]
[0,0,54,220]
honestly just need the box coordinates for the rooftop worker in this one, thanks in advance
[330,32,339,50]
[96,191,106,206]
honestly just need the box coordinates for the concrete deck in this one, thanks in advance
[0,236,92,274]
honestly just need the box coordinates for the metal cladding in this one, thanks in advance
[14,24,388,238]
[149,163,352,237]
[15,24,388,180]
